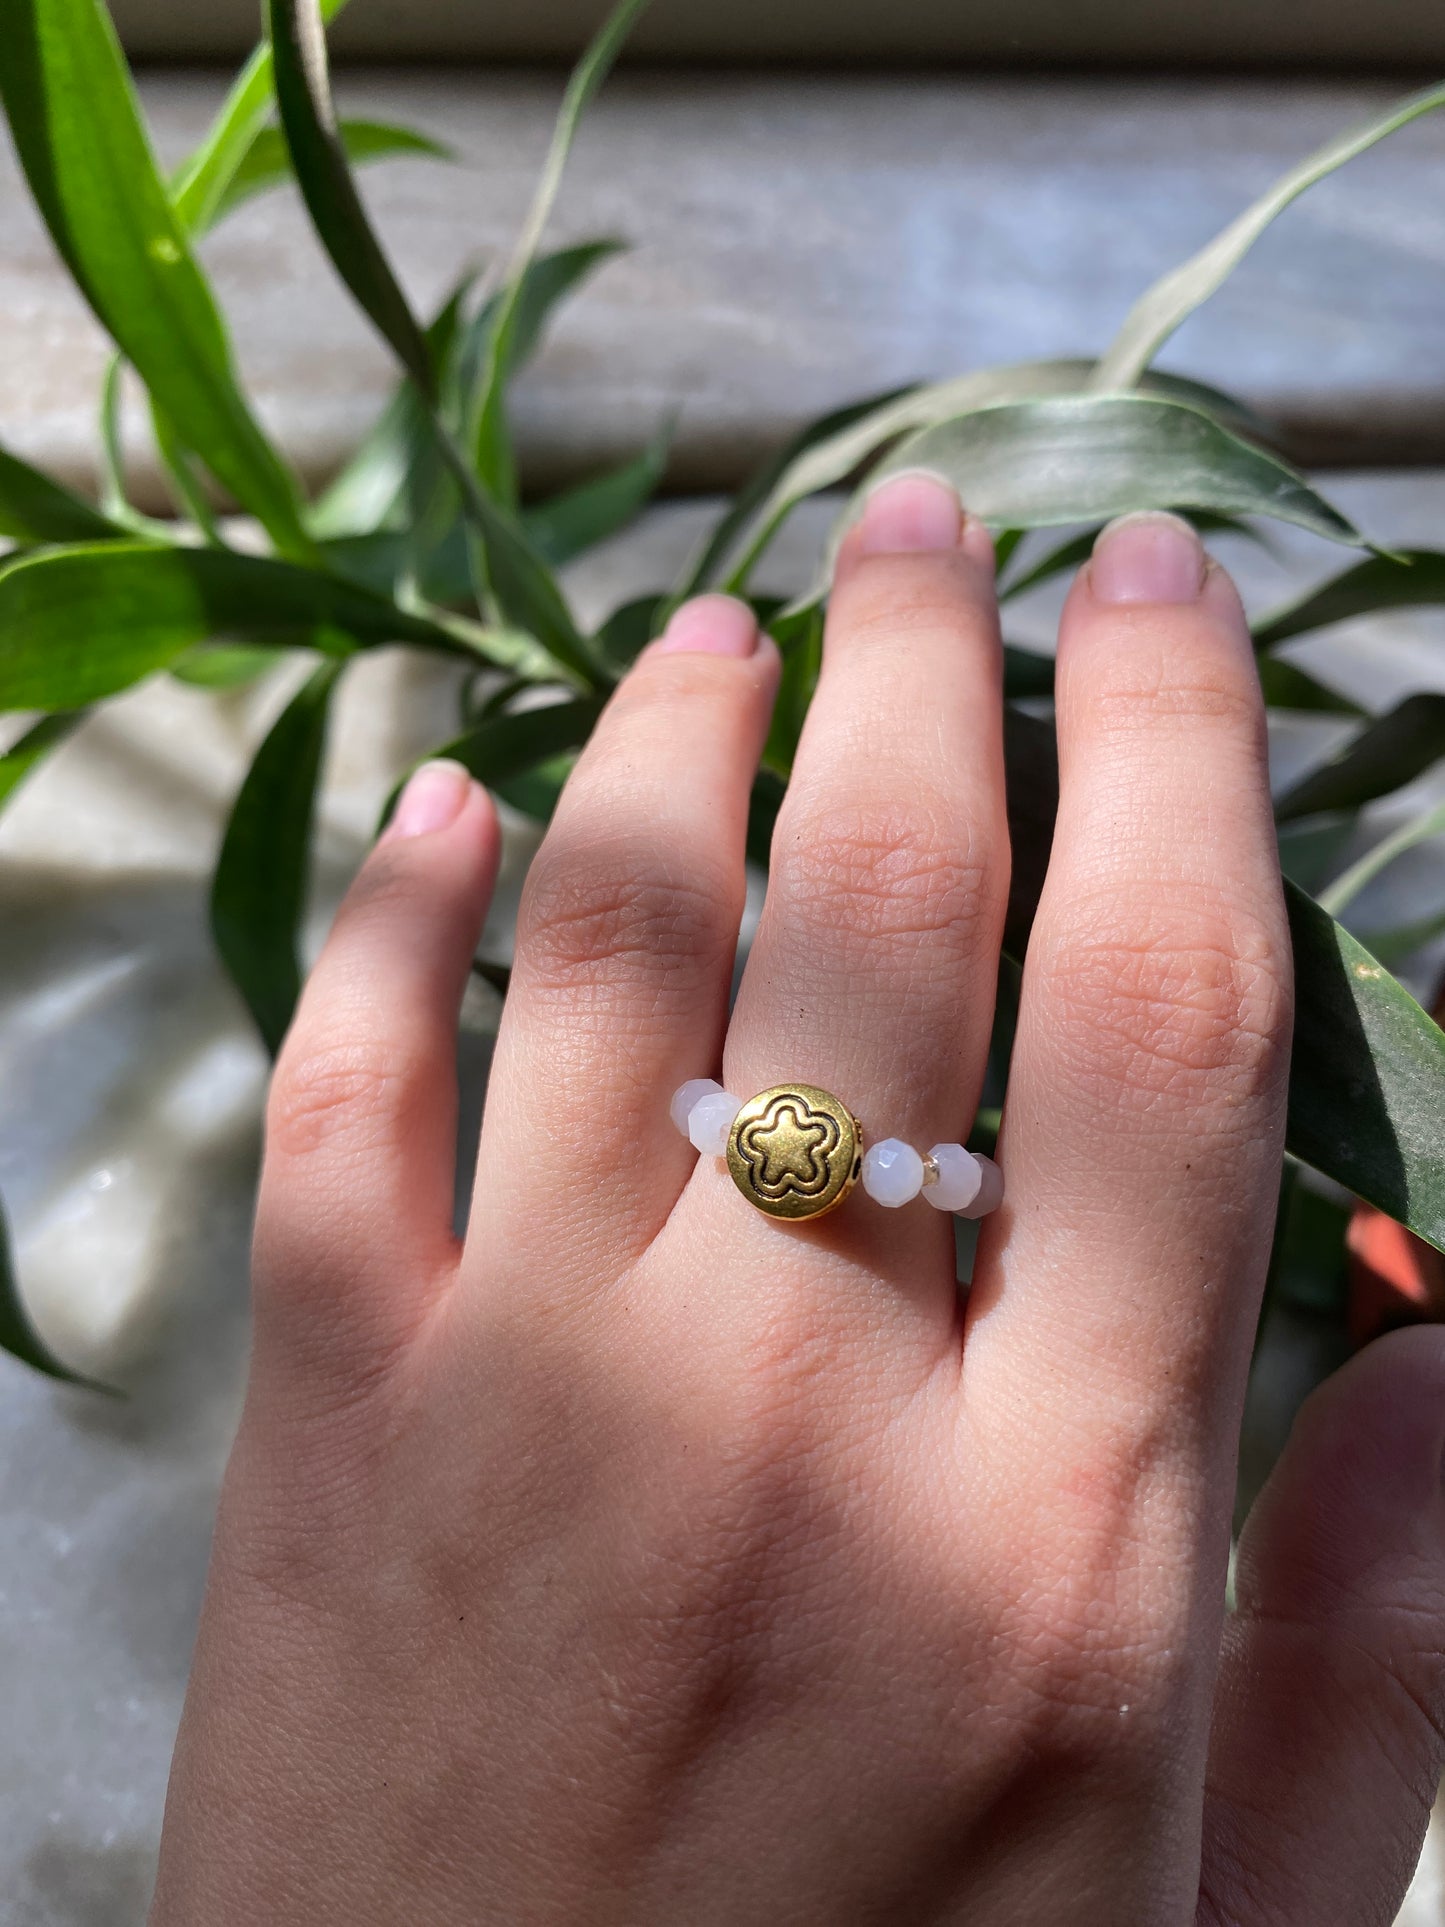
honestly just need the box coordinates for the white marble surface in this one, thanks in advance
[4,485,1445,1921]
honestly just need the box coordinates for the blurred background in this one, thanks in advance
[102,0,1445,64]
[3,4,1445,1922]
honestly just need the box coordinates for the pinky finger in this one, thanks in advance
[1199,1329,1445,1927]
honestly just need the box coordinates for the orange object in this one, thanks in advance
[1346,978,1445,1346]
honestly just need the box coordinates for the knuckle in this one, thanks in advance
[776,796,999,969]
[267,1034,419,1163]
[1043,888,1290,1103]
[841,550,995,644]
[628,648,755,705]
[1082,619,1262,738]
[335,848,442,942]
[519,827,737,1000]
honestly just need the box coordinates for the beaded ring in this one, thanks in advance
[671,1079,1003,1225]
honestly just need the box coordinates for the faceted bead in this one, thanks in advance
[861,1137,925,1207]
[955,1153,1004,1220]
[923,1142,982,1213]
[687,1089,743,1157]
[671,1077,723,1137]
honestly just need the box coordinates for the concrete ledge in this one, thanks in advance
[3,73,1444,507]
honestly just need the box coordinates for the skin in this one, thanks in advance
[151,481,1445,1925]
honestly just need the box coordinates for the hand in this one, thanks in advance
[151,481,1445,1926]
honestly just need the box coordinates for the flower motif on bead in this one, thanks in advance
[735,1093,841,1203]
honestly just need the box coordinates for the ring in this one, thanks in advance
[671,1079,1003,1225]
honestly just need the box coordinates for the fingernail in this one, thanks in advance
[857,472,963,555]
[387,759,471,840]
[1090,512,1205,604]
[651,594,759,658]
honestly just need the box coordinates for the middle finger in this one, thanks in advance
[723,474,1010,1326]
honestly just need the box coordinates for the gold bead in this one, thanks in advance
[725,1084,862,1222]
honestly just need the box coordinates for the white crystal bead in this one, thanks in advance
[954,1153,1004,1220]
[687,1089,743,1157]
[923,1142,982,1213]
[671,1077,723,1137]
[861,1137,925,1207]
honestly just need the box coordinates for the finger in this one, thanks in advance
[471,596,778,1272]
[723,473,1009,1321]
[966,515,1290,1455]
[255,760,500,1364]
[1200,1329,1445,1927]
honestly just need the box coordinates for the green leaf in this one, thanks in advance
[0,0,313,558]
[448,244,629,658]
[265,0,434,396]
[1253,551,1445,650]
[150,400,225,544]
[676,386,915,602]
[0,1191,101,1387]
[168,0,350,235]
[1000,705,1060,962]
[746,767,789,870]
[209,119,452,227]
[997,525,1107,601]
[468,0,650,504]
[1274,695,1445,823]
[1266,1172,1351,1318]
[461,501,601,686]
[789,396,1363,619]
[1277,814,1358,895]
[1256,657,1362,716]
[468,673,531,723]
[0,440,121,545]
[493,752,577,823]
[1000,704,1445,1252]
[524,423,671,566]
[998,510,1267,602]
[762,604,824,779]
[0,542,461,711]
[720,363,1261,592]
[1093,83,1445,391]
[470,956,513,999]
[321,532,549,668]
[1002,645,1057,700]
[1321,795,1445,919]
[988,522,1347,716]
[453,240,624,411]
[169,643,281,689]
[867,396,1364,548]
[593,593,667,672]
[309,277,473,542]
[97,353,129,518]
[380,696,604,830]
[0,710,84,813]
[1285,888,1445,1251]
[212,659,342,1054]
[991,528,1026,578]
[425,697,603,794]
[262,1,597,682]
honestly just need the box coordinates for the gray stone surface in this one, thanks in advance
[5,481,1445,1921]
[4,72,1445,517]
